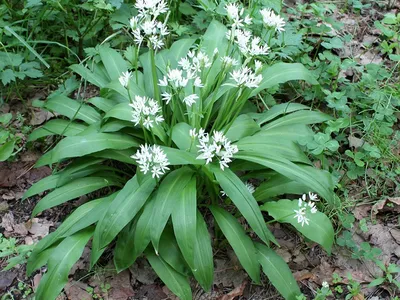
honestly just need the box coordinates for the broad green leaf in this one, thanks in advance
[201,20,228,61]
[224,114,260,142]
[32,177,119,216]
[151,167,194,253]
[159,226,189,275]
[212,166,277,245]
[172,176,197,269]
[45,95,101,124]
[172,122,193,151]
[26,244,58,276]
[28,120,87,141]
[35,133,139,166]
[256,243,301,300]
[236,138,310,164]
[70,64,109,88]
[255,124,314,144]
[254,103,309,126]
[262,110,332,131]
[0,140,15,161]
[92,148,136,164]
[35,228,93,300]
[23,175,59,200]
[235,152,334,204]
[210,206,260,283]
[101,120,133,132]
[261,200,334,254]
[87,97,119,112]
[28,194,116,274]
[161,147,202,165]
[147,251,192,300]
[99,46,128,81]
[251,63,318,97]
[254,174,310,201]
[157,38,196,70]
[94,175,156,250]
[104,103,132,121]
[132,196,157,261]
[260,0,282,12]
[114,219,137,272]
[192,211,213,291]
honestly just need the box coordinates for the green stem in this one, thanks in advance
[150,48,160,103]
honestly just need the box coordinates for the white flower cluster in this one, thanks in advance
[226,29,270,57]
[129,0,169,50]
[159,50,211,106]
[129,95,164,129]
[260,8,286,32]
[225,3,252,28]
[131,144,170,178]
[221,181,255,197]
[191,129,238,170]
[119,71,132,88]
[230,66,262,88]
[293,192,318,227]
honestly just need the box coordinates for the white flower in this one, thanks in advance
[255,60,263,73]
[227,29,269,57]
[161,92,172,104]
[221,56,239,67]
[119,71,132,88]
[230,66,262,88]
[194,77,204,88]
[189,128,197,138]
[308,192,318,201]
[293,207,309,227]
[129,95,164,129]
[158,76,168,87]
[195,129,238,170]
[135,0,168,18]
[225,3,251,28]
[260,8,285,32]
[183,94,199,106]
[129,16,139,30]
[131,144,170,178]
[322,281,329,289]
[245,181,255,194]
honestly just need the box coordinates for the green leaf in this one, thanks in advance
[161,146,202,165]
[147,251,192,300]
[224,114,260,142]
[32,177,119,216]
[256,243,301,300]
[158,226,189,275]
[28,120,87,141]
[114,219,137,272]
[0,113,12,125]
[0,140,15,161]
[260,0,282,12]
[172,122,193,151]
[251,63,318,97]
[26,244,58,276]
[70,64,109,88]
[151,167,194,253]
[210,206,260,283]
[44,95,101,124]
[201,20,228,60]
[104,103,132,121]
[261,200,334,254]
[94,175,156,250]
[254,174,310,201]
[87,97,119,112]
[23,174,60,200]
[35,133,139,166]
[35,228,93,300]
[99,46,128,81]
[172,176,197,269]
[235,152,334,204]
[212,166,277,245]
[254,103,309,126]
[28,194,116,275]
[92,148,136,164]
[0,69,16,85]
[262,110,332,131]
[192,211,213,291]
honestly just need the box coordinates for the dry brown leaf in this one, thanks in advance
[27,218,53,238]
[1,212,15,232]
[64,281,93,300]
[108,270,135,300]
[218,281,247,300]
[353,293,365,300]
[33,274,42,291]
[348,135,364,149]
[13,223,28,236]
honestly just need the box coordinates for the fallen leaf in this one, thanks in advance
[65,281,93,300]
[27,218,53,238]
[2,192,15,201]
[33,274,42,291]
[30,108,53,126]
[214,258,247,288]
[348,135,364,149]
[1,212,15,232]
[13,223,28,236]
[129,259,158,285]
[0,270,17,291]
[0,201,9,212]
[218,280,247,300]
[353,204,371,220]
[390,229,400,244]
[108,270,135,300]
[353,293,365,300]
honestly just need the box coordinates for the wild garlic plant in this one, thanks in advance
[25,2,336,300]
